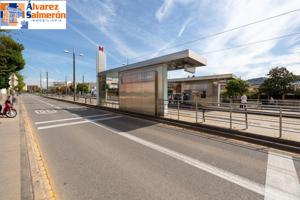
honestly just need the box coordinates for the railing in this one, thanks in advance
[221,98,300,107]
[43,94,300,143]
[46,94,98,105]
[161,99,300,142]
[45,94,120,109]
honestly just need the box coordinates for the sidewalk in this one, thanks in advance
[0,98,33,200]
[0,105,21,200]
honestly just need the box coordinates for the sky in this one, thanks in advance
[13,0,300,86]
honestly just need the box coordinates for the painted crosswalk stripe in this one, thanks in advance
[264,151,300,200]
[35,113,112,125]
[37,116,122,130]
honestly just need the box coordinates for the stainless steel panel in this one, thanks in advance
[119,70,157,116]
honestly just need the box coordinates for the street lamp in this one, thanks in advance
[64,48,83,101]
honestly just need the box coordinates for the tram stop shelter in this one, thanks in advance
[97,49,207,116]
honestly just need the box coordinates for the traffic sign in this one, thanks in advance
[9,80,18,87]
[9,73,18,87]
[9,74,18,81]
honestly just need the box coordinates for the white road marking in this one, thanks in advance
[35,113,112,125]
[264,152,300,200]
[37,116,122,130]
[38,120,89,130]
[34,110,57,115]
[87,119,266,196]
[36,98,55,107]
[33,95,300,198]
[35,97,84,111]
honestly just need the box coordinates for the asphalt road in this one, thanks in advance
[22,94,300,200]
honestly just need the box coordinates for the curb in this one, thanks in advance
[19,99,35,200]
[21,97,58,200]
[43,95,300,154]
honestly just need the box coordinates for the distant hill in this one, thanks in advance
[247,77,267,86]
[247,75,300,86]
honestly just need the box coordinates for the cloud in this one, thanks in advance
[68,23,97,47]
[155,0,174,22]
[26,0,300,82]
[167,0,300,79]
[68,23,123,63]
[189,0,300,79]
[24,49,93,68]
[68,1,139,59]
[155,0,194,22]
[177,17,192,38]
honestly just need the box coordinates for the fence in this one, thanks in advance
[44,94,300,143]
[162,99,300,142]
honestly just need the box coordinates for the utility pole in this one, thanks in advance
[46,71,48,94]
[65,75,68,95]
[82,74,85,84]
[73,48,76,101]
[40,72,42,93]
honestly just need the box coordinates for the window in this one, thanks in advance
[201,90,206,98]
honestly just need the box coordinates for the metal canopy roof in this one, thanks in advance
[101,49,207,76]
[168,74,238,83]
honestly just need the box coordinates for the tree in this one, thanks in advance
[259,67,296,99]
[0,35,25,89]
[224,79,249,97]
[69,85,74,93]
[77,83,89,93]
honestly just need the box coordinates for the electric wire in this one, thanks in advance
[128,8,300,62]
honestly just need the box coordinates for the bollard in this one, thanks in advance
[279,107,282,138]
[230,104,232,129]
[177,100,180,121]
[202,108,205,123]
[195,98,198,124]
[245,107,248,129]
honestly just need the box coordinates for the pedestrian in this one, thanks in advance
[240,94,247,108]
[8,95,14,106]
[269,96,275,105]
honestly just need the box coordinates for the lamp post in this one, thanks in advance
[64,48,84,101]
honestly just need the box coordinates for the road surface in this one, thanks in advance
[22,94,300,200]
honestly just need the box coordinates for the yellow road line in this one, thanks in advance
[21,97,58,200]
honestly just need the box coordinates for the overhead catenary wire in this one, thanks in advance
[107,31,300,69]
[48,32,300,84]
[63,31,300,79]
[200,32,300,55]
[59,7,300,74]
[49,7,300,82]
[126,8,300,63]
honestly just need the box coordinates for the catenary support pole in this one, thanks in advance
[73,48,76,101]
